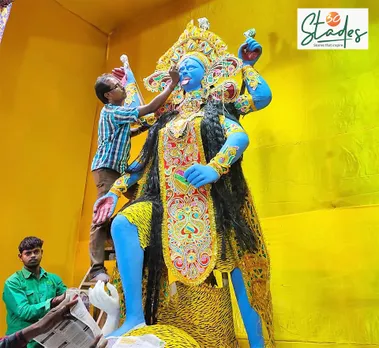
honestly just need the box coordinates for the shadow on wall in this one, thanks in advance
[263,31,310,74]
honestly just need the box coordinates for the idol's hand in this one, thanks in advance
[112,67,125,82]
[89,281,120,316]
[93,192,118,225]
[238,38,262,66]
[184,164,220,188]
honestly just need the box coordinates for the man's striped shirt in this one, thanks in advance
[91,104,139,174]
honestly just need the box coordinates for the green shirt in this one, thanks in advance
[2,267,66,347]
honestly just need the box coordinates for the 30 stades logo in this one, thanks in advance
[298,8,368,50]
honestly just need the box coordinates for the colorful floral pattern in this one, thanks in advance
[159,116,218,285]
[242,65,261,90]
[208,146,238,176]
[109,173,130,197]
[235,94,257,114]
[220,116,246,136]
[124,82,139,106]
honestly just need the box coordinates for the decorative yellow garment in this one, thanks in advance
[158,282,239,348]
[123,324,200,348]
[159,116,219,286]
[113,111,274,347]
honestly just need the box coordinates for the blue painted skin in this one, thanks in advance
[97,39,271,346]
[239,37,272,110]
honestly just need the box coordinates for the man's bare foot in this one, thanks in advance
[91,273,110,282]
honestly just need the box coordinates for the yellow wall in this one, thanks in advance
[0,0,107,334]
[76,0,379,346]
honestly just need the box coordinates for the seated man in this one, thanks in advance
[2,237,67,348]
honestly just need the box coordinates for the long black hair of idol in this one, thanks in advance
[124,100,257,325]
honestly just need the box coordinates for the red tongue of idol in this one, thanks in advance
[181,77,191,86]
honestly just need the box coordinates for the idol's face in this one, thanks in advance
[178,57,205,92]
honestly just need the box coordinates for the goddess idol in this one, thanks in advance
[93,18,275,347]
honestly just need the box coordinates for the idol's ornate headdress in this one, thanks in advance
[143,18,243,95]
[0,0,13,8]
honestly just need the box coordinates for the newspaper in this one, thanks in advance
[34,289,106,348]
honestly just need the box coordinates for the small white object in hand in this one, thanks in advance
[120,54,129,69]
[244,28,256,39]
[198,17,210,31]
